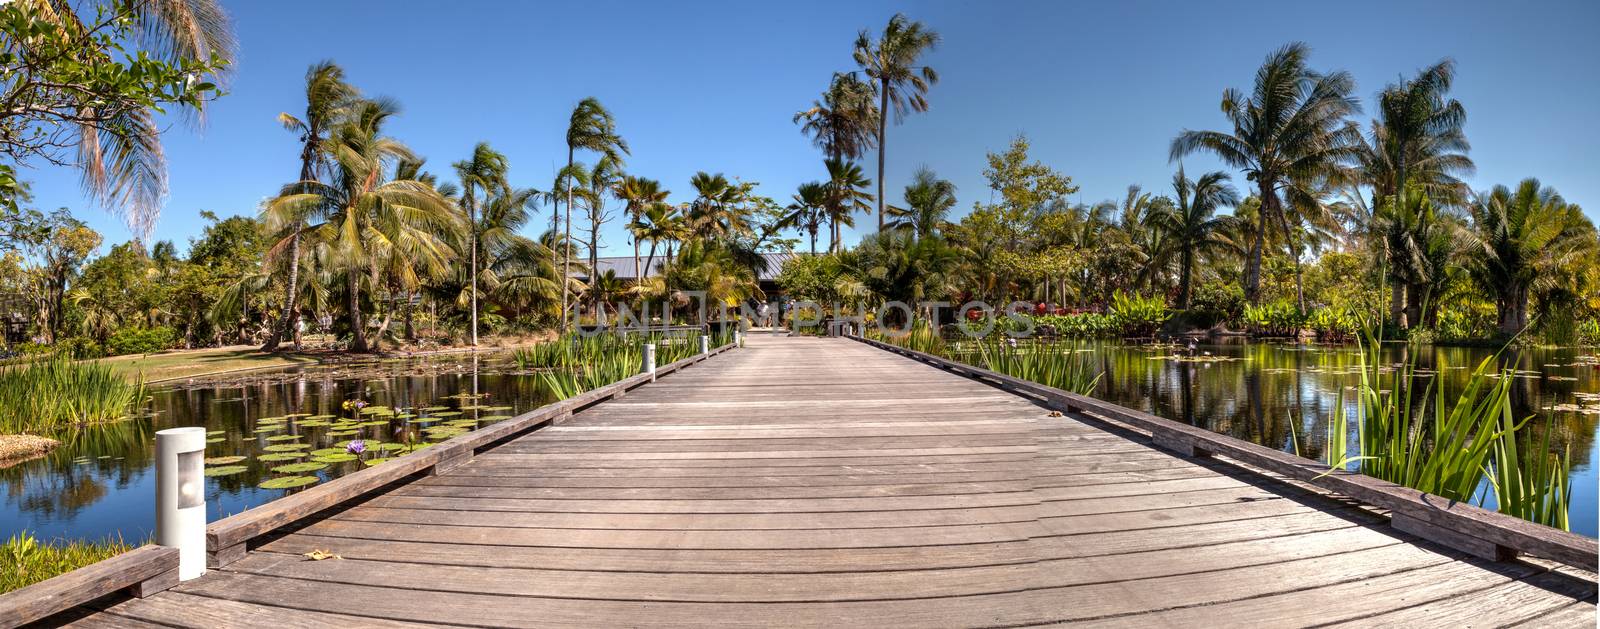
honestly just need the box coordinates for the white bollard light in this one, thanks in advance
[156,426,207,581]
[734,330,743,348]
[642,342,657,382]
[700,334,710,355]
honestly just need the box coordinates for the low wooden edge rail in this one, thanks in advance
[203,342,737,568]
[0,545,178,627]
[847,334,1599,572]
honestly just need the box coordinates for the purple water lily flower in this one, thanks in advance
[346,439,367,455]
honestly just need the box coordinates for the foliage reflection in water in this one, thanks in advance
[1,352,554,542]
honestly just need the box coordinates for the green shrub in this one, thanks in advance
[2,532,134,594]
[1030,312,1118,338]
[1108,291,1169,337]
[1242,300,1303,336]
[1190,282,1246,325]
[1307,307,1357,342]
[104,326,176,356]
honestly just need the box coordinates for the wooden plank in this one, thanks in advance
[851,334,1600,571]
[0,545,177,628]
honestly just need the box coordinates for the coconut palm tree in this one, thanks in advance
[263,98,456,352]
[262,61,356,352]
[615,175,671,280]
[794,73,879,162]
[10,0,236,236]
[1465,179,1591,335]
[1360,60,1473,205]
[632,203,683,279]
[822,158,874,253]
[780,182,828,255]
[853,13,940,230]
[452,142,510,346]
[560,98,628,331]
[886,166,956,240]
[1152,166,1240,308]
[1170,42,1361,303]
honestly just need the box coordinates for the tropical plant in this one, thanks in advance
[1464,179,1593,336]
[886,166,957,239]
[560,98,628,331]
[1151,166,1239,308]
[821,158,873,252]
[1170,42,1361,303]
[780,182,828,255]
[853,13,940,229]
[0,355,145,434]
[1107,291,1170,337]
[793,72,879,162]
[452,142,510,346]
[615,176,671,279]
[2,532,135,594]
[262,61,356,352]
[1242,299,1304,337]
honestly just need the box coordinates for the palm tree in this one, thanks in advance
[263,98,456,352]
[822,158,874,252]
[887,166,956,239]
[780,182,827,255]
[1465,179,1590,335]
[686,172,751,242]
[14,0,236,236]
[1360,60,1473,204]
[615,175,671,280]
[853,13,940,230]
[262,61,355,352]
[452,142,509,346]
[794,73,879,162]
[632,203,682,279]
[1170,42,1361,303]
[584,156,622,320]
[560,98,628,331]
[1152,166,1240,308]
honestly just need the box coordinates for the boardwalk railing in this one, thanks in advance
[0,342,736,627]
[0,545,178,627]
[849,334,1599,572]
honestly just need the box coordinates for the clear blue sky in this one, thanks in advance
[17,0,1600,257]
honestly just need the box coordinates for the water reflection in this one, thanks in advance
[1078,339,1598,535]
[1,352,552,542]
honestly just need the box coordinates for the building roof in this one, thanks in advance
[585,251,806,282]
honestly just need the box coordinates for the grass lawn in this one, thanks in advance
[93,345,320,383]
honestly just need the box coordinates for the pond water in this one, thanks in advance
[2,352,553,543]
[4,340,1596,543]
[1021,339,1598,537]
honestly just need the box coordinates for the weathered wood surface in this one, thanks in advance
[0,545,176,627]
[853,334,1600,571]
[51,335,1597,628]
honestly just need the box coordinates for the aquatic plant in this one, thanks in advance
[0,356,146,435]
[1242,300,1304,337]
[1318,328,1572,528]
[1,532,134,594]
[1108,291,1170,337]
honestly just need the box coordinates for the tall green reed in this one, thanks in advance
[0,356,146,435]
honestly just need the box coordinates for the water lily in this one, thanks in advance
[345,440,366,455]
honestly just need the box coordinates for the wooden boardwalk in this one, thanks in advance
[59,335,1597,627]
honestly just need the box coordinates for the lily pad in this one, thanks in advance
[204,465,248,477]
[206,430,226,436]
[421,406,450,411]
[310,447,346,457]
[306,414,336,420]
[370,442,406,452]
[356,420,390,427]
[313,453,358,463]
[363,457,394,467]
[206,438,225,444]
[296,420,331,427]
[478,415,513,421]
[430,411,462,418]
[265,434,302,442]
[259,476,319,490]
[325,429,359,437]
[263,444,310,452]
[271,461,328,474]
[252,426,284,433]
[258,453,304,462]
[204,456,247,465]
[483,406,514,412]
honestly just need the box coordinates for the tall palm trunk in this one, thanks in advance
[263,150,319,351]
[809,225,817,255]
[876,83,888,231]
[1177,248,1194,309]
[1245,180,1273,302]
[346,270,368,353]
[643,241,658,281]
[1499,283,1529,336]
[561,146,574,333]
[466,188,478,347]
